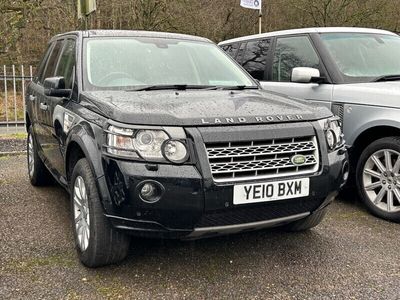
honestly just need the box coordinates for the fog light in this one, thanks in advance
[138,180,164,203]
[141,183,156,198]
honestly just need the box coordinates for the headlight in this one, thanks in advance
[106,125,188,163]
[162,140,188,163]
[106,126,137,157]
[132,129,169,160]
[320,117,343,150]
[326,129,336,149]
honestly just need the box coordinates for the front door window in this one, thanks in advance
[272,36,320,82]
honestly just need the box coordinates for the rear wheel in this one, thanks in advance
[356,137,400,222]
[283,207,327,232]
[71,158,130,267]
[27,126,52,186]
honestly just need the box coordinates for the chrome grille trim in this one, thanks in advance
[205,136,319,183]
[207,140,316,159]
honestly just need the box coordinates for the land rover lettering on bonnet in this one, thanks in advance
[200,114,305,124]
[25,30,348,267]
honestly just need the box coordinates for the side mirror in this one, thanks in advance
[291,67,323,84]
[44,77,71,97]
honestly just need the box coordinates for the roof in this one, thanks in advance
[219,27,397,45]
[53,30,212,43]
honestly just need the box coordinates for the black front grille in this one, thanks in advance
[196,198,322,228]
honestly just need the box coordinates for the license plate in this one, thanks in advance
[233,178,310,205]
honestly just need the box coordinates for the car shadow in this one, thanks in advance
[109,226,338,275]
[46,181,354,273]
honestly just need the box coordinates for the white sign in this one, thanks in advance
[240,0,262,10]
[77,0,97,18]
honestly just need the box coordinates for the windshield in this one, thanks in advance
[83,37,255,90]
[320,33,400,83]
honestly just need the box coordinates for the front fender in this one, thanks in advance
[343,104,400,147]
[65,123,114,209]
[65,122,105,180]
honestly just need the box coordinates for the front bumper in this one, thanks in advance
[98,144,347,239]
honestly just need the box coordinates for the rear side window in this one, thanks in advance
[272,36,320,82]
[235,42,246,65]
[241,39,271,80]
[221,43,240,59]
[35,44,53,83]
[55,39,76,89]
[41,40,63,83]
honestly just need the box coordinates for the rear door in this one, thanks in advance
[260,35,333,109]
[27,43,53,137]
[35,40,64,160]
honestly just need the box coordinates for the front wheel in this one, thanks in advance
[71,158,130,267]
[356,137,400,222]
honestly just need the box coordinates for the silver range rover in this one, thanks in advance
[220,27,400,222]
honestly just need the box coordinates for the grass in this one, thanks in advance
[5,253,76,274]
[0,154,26,159]
[0,91,25,122]
[0,132,27,139]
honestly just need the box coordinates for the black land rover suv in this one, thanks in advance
[26,30,348,267]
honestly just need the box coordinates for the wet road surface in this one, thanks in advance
[1,155,399,299]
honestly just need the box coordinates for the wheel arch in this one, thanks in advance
[65,141,86,181]
[65,125,104,182]
[351,125,400,167]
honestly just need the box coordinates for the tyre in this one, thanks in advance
[70,158,130,267]
[356,137,400,222]
[27,126,53,186]
[283,207,327,232]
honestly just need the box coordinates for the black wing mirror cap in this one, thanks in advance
[44,77,71,97]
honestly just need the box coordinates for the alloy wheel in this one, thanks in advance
[363,149,400,213]
[28,134,34,177]
[73,176,90,251]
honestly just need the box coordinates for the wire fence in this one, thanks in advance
[0,65,34,134]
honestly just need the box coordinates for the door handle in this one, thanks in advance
[39,102,48,111]
[29,95,36,101]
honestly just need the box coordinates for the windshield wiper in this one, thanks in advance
[373,75,400,82]
[127,84,188,91]
[127,84,222,91]
[205,85,259,90]
[127,84,259,91]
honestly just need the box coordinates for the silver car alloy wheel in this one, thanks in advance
[363,149,400,213]
[28,134,34,178]
[73,176,90,251]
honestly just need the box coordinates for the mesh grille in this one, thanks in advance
[196,198,322,227]
[205,136,319,182]
[332,103,344,125]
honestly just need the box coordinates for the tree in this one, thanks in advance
[1,0,399,66]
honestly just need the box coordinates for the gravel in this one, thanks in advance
[1,155,400,299]
[0,137,26,153]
